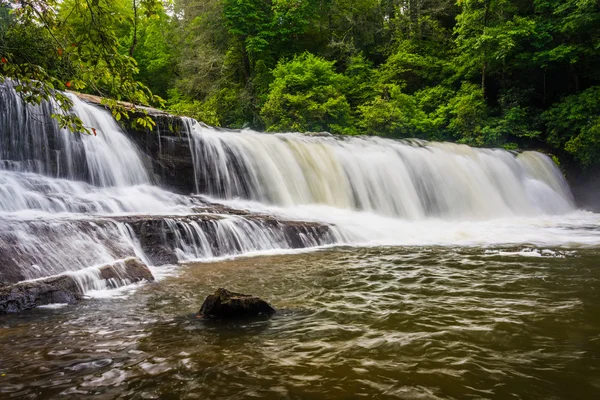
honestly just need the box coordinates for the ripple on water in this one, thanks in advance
[0,246,599,398]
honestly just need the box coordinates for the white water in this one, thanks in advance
[1,83,599,294]
[0,86,341,286]
[185,119,574,218]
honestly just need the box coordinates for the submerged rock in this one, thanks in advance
[198,288,276,319]
[0,257,154,314]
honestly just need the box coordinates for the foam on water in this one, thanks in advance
[37,303,69,309]
[204,196,600,248]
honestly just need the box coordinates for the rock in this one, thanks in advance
[0,257,154,314]
[198,288,276,319]
[0,275,83,314]
[98,257,155,284]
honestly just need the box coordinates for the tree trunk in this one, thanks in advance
[240,38,251,85]
[129,0,138,56]
[481,0,491,98]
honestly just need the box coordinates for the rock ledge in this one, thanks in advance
[0,257,154,314]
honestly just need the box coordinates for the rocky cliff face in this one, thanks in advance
[565,165,600,212]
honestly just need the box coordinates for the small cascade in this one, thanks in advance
[66,257,153,294]
[0,83,149,186]
[67,93,151,186]
[161,215,343,262]
[0,170,197,214]
[0,214,343,284]
[184,119,574,218]
[0,217,140,283]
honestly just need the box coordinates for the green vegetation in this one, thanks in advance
[2,0,600,170]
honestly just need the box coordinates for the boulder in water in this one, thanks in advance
[0,275,83,314]
[198,288,276,319]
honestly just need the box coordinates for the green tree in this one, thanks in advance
[438,82,490,146]
[543,86,600,168]
[261,52,352,133]
[0,0,164,132]
[358,83,432,137]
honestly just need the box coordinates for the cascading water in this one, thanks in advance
[1,82,599,300]
[0,84,341,289]
[0,83,149,186]
[184,118,574,218]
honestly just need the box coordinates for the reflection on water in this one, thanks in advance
[1,246,600,399]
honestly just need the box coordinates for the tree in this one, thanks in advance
[358,83,431,137]
[0,0,164,133]
[261,52,352,133]
[543,86,600,168]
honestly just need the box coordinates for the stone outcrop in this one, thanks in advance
[565,164,600,211]
[98,257,155,286]
[0,258,154,314]
[198,288,276,319]
[0,275,83,314]
[0,211,337,286]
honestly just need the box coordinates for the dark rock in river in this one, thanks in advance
[0,257,154,314]
[199,288,276,319]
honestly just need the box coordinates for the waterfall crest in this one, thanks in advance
[184,119,574,218]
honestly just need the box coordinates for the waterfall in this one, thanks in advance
[0,83,149,186]
[1,83,597,296]
[0,84,342,287]
[184,119,575,218]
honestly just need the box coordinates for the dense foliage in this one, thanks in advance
[2,0,600,170]
[0,0,164,132]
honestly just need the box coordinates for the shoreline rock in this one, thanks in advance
[0,257,154,314]
[198,288,276,320]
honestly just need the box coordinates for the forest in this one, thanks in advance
[1,0,599,171]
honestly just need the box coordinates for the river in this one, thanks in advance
[1,246,599,398]
[1,82,599,398]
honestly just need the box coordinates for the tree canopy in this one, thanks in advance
[2,0,600,170]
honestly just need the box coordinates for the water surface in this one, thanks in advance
[1,246,599,399]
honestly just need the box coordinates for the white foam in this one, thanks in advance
[206,197,600,248]
[38,303,69,309]
[84,280,147,299]
[180,244,337,264]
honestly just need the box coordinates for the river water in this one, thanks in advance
[1,83,600,398]
[1,246,599,399]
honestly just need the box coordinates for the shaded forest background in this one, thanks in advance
[1,0,600,172]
